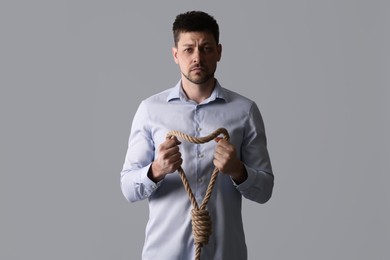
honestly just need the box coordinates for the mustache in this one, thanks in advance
[190,64,206,70]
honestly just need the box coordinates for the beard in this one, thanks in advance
[182,65,216,85]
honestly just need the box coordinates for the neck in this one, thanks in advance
[181,78,216,104]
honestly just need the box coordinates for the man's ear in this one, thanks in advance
[172,47,179,64]
[217,44,222,62]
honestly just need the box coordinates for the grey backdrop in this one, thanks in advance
[1,1,389,259]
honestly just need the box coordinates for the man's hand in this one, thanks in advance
[148,137,182,182]
[213,138,248,184]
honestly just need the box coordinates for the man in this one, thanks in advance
[120,11,274,260]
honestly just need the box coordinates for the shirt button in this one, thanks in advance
[198,178,203,183]
[198,153,204,159]
[197,127,202,132]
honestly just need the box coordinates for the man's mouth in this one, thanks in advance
[191,66,205,71]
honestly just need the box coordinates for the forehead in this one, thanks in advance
[177,31,217,46]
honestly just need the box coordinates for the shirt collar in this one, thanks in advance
[166,79,228,103]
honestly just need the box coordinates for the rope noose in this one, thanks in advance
[166,128,230,260]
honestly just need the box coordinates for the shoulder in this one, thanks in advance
[215,80,254,104]
[223,87,253,102]
[142,86,175,104]
[219,86,258,111]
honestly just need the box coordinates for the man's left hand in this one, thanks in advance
[213,138,248,184]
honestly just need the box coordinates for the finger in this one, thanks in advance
[213,152,223,162]
[172,157,183,168]
[213,158,221,170]
[217,140,235,154]
[214,137,222,143]
[214,141,226,156]
[164,136,181,148]
[171,136,181,145]
[166,154,183,172]
[163,146,181,159]
[216,138,230,146]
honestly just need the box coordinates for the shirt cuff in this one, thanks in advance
[231,164,255,191]
[140,163,163,196]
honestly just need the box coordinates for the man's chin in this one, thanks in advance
[185,74,214,85]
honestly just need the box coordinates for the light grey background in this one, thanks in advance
[1,1,389,259]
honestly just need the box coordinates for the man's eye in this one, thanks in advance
[184,48,192,53]
[203,47,214,52]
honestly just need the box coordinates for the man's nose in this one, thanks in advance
[192,48,202,63]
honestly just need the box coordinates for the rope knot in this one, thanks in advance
[191,208,212,246]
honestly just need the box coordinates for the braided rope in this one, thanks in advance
[166,128,230,260]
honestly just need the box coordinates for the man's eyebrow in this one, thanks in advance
[180,42,214,47]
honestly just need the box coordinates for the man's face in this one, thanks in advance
[172,31,222,85]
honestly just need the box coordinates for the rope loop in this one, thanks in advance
[166,127,229,143]
[165,128,229,260]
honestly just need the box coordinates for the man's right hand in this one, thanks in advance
[148,136,182,182]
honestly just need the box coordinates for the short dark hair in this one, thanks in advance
[172,11,220,46]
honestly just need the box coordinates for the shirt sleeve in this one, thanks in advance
[120,101,162,203]
[233,102,274,204]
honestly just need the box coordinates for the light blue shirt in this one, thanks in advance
[120,80,274,260]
